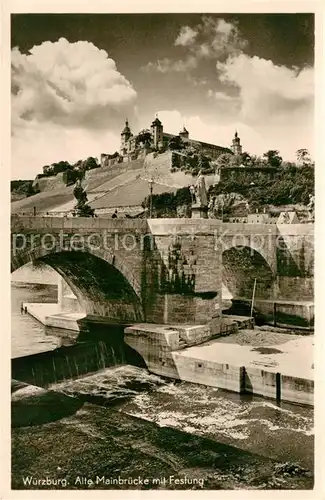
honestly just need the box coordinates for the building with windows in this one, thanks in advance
[102,116,240,167]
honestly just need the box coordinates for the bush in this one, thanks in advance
[142,187,192,217]
[210,164,314,207]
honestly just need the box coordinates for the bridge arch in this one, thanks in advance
[222,245,275,300]
[11,243,144,322]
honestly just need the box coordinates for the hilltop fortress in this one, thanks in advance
[14,115,247,216]
[101,116,242,167]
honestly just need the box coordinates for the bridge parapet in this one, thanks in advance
[11,216,149,233]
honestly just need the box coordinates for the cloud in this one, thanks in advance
[155,108,313,161]
[11,38,137,178]
[175,26,198,47]
[195,16,247,59]
[143,56,197,73]
[12,122,120,180]
[217,53,314,125]
[143,16,246,74]
[12,122,121,179]
[207,90,235,101]
[155,109,258,148]
[12,38,136,129]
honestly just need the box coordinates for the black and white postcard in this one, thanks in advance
[2,0,324,498]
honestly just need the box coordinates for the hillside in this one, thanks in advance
[11,158,145,214]
[11,152,216,215]
[11,151,314,217]
[211,165,314,209]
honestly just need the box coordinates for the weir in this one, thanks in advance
[12,323,146,388]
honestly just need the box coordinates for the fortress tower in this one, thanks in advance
[120,119,132,155]
[151,115,164,150]
[231,130,242,156]
[179,126,189,141]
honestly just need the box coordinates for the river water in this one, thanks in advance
[11,283,314,489]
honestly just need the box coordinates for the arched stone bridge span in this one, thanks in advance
[11,217,314,324]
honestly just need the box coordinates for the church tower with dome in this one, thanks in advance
[231,130,242,156]
[120,119,132,156]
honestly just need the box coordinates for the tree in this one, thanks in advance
[51,161,73,175]
[241,152,252,166]
[229,154,242,167]
[263,150,282,167]
[136,130,152,148]
[296,149,313,167]
[214,153,233,169]
[42,165,54,176]
[83,156,99,171]
[73,181,95,217]
[209,193,242,220]
[63,169,79,186]
[168,135,184,151]
[74,157,99,181]
[73,159,84,170]
[249,155,266,167]
[141,187,192,218]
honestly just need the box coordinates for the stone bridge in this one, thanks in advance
[11,216,314,325]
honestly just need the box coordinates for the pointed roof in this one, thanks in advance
[121,119,131,135]
[152,114,162,126]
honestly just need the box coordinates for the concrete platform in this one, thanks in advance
[181,335,313,379]
[23,303,86,331]
[175,335,313,405]
[125,324,314,406]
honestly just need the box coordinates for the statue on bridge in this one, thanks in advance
[190,170,208,219]
[73,179,95,217]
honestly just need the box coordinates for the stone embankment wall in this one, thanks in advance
[124,323,313,406]
[252,300,314,329]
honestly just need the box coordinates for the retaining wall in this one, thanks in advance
[124,324,313,405]
[281,374,314,405]
[244,367,278,400]
[173,354,242,392]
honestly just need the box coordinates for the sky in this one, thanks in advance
[11,13,314,179]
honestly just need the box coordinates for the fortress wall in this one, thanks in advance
[86,158,144,187]
[143,151,218,190]
[34,173,67,193]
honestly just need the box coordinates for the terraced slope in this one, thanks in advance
[11,152,216,215]
[11,184,78,214]
[11,159,145,214]
[90,177,177,210]
[89,152,196,211]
